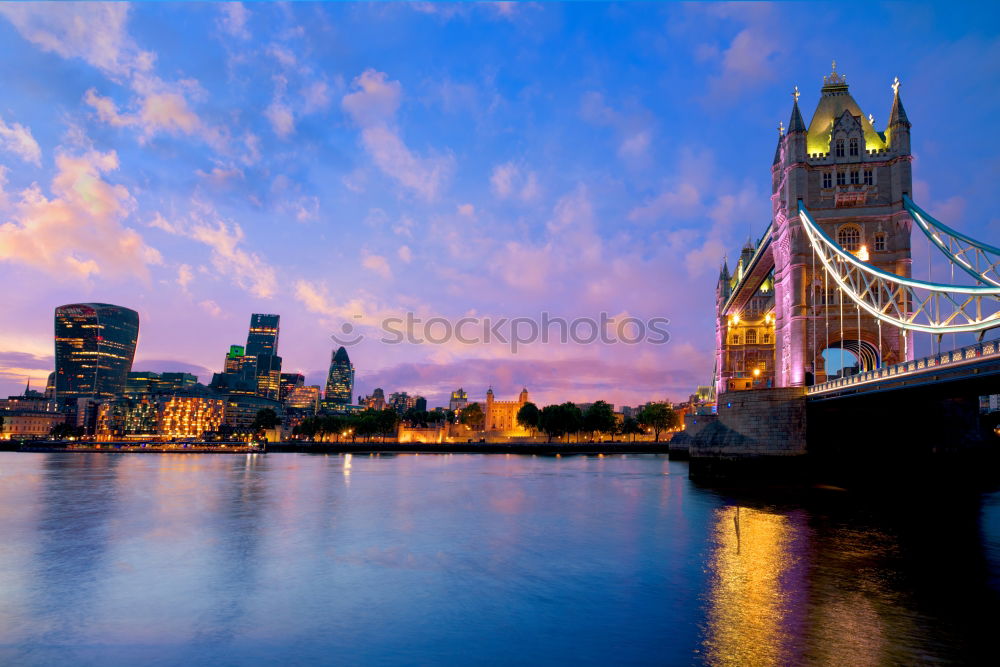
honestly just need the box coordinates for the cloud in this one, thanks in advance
[362,252,393,279]
[0,2,153,80]
[302,81,332,114]
[217,3,251,40]
[627,183,701,223]
[0,114,42,165]
[580,91,655,165]
[695,4,784,103]
[149,204,278,298]
[177,263,194,290]
[398,245,413,263]
[199,299,223,318]
[342,69,452,200]
[187,217,277,298]
[265,100,295,138]
[0,148,161,280]
[490,162,540,202]
[2,5,222,150]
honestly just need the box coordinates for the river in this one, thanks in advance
[0,452,997,665]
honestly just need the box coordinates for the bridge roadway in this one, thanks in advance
[807,339,1000,401]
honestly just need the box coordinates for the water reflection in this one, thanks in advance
[700,489,1000,665]
[1,453,999,665]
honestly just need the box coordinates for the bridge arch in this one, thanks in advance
[825,339,880,373]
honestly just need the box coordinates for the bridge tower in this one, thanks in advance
[770,64,914,386]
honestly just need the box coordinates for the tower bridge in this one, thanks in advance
[692,65,1000,480]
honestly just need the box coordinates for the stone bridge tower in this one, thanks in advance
[771,64,914,387]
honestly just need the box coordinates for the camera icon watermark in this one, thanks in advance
[332,312,670,354]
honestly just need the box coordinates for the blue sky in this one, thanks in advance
[0,2,997,407]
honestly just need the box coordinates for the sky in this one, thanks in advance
[0,2,998,408]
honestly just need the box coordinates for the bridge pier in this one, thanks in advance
[689,387,808,481]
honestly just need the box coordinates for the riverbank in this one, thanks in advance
[3,441,670,455]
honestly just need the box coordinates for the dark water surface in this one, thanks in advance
[1,452,998,665]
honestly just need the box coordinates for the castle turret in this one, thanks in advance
[886,76,911,155]
[518,387,529,404]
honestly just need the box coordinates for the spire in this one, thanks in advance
[718,257,730,283]
[24,377,30,396]
[788,86,806,132]
[888,76,910,127]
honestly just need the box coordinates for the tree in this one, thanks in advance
[49,423,84,439]
[460,402,485,429]
[619,416,643,443]
[251,408,281,435]
[376,409,399,442]
[516,402,541,434]
[583,401,616,441]
[637,403,678,441]
[540,402,583,443]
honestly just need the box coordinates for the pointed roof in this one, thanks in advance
[888,77,910,127]
[788,89,806,133]
[332,346,351,364]
[718,258,730,283]
[805,62,887,155]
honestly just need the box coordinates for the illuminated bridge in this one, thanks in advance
[693,66,999,478]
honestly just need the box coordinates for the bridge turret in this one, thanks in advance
[785,87,807,163]
[886,76,911,155]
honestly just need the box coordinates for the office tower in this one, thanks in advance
[285,385,320,412]
[254,354,282,401]
[54,303,139,403]
[280,373,305,401]
[246,314,280,358]
[224,345,246,373]
[324,346,354,406]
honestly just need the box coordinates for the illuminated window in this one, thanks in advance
[731,335,741,345]
[837,171,846,186]
[874,232,886,252]
[835,140,845,157]
[762,333,771,344]
[745,329,757,345]
[822,172,832,188]
[850,170,860,185]
[849,138,859,156]
[837,226,861,252]
[864,169,873,185]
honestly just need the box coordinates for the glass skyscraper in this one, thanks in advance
[54,303,139,402]
[324,346,354,406]
[245,314,280,358]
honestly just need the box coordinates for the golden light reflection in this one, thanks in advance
[703,506,795,667]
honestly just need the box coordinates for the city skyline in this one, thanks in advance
[1,3,998,407]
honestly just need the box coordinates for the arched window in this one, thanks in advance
[822,172,832,188]
[850,170,860,185]
[873,232,886,252]
[730,334,740,345]
[762,333,771,344]
[835,139,845,157]
[849,137,859,156]
[746,329,757,345]
[838,225,861,252]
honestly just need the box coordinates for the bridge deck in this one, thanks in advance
[807,339,1000,400]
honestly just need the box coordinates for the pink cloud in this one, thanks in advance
[0,149,161,281]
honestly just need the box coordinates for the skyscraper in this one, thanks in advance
[324,346,354,406]
[224,345,246,373]
[245,314,280,358]
[54,303,139,403]
[254,354,283,401]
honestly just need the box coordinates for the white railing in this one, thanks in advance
[808,338,999,395]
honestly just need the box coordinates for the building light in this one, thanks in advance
[857,245,870,261]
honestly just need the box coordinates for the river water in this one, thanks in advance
[0,452,997,665]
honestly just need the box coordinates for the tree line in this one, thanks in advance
[515,400,678,442]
